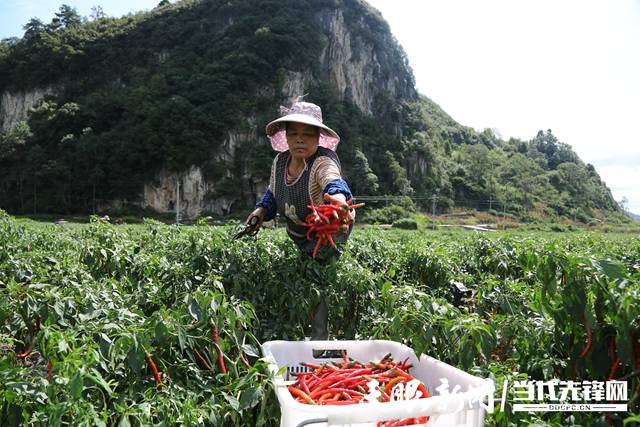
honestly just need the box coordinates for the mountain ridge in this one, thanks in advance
[0,0,625,222]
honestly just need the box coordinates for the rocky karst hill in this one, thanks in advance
[0,0,622,222]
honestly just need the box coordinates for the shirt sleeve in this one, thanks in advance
[309,156,353,204]
[256,154,279,222]
[323,179,352,201]
[313,157,342,190]
[256,189,277,221]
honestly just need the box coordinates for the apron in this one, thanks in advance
[273,146,351,258]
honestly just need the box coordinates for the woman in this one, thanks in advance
[245,100,354,259]
[244,100,355,341]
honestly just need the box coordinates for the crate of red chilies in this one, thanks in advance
[262,340,494,427]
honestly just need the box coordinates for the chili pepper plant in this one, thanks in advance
[0,210,639,426]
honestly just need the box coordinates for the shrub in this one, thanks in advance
[361,204,412,224]
[392,218,418,229]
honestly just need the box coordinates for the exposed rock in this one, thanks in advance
[143,165,206,219]
[281,71,313,99]
[0,86,57,132]
[315,7,417,115]
[0,0,419,217]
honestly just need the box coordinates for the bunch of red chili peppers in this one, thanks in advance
[304,194,364,258]
[287,353,431,427]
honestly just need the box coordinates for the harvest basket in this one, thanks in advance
[262,340,494,427]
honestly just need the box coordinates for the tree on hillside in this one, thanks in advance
[90,6,106,21]
[23,18,45,39]
[350,149,379,195]
[53,5,82,29]
[618,196,628,213]
[385,151,413,196]
[531,129,578,169]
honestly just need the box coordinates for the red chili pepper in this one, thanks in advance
[240,352,251,369]
[384,376,405,395]
[299,375,311,395]
[312,237,323,258]
[15,341,35,360]
[211,324,227,374]
[318,392,333,402]
[322,399,361,405]
[632,328,640,369]
[303,195,364,258]
[15,317,40,360]
[309,387,363,399]
[608,357,620,380]
[417,383,430,398]
[288,386,316,404]
[193,347,212,371]
[578,316,592,358]
[291,355,430,417]
[145,352,163,389]
[47,360,53,382]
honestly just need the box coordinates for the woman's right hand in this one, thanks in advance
[245,207,265,231]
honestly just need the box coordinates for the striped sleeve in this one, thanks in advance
[269,154,279,199]
[309,156,348,205]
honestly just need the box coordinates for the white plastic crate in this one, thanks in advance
[262,340,494,427]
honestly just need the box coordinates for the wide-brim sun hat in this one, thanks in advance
[265,101,340,152]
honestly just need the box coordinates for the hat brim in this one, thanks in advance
[265,114,340,140]
[265,114,340,152]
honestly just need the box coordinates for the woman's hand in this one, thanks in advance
[245,207,265,232]
[323,193,353,235]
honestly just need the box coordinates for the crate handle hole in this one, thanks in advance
[312,349,347,359]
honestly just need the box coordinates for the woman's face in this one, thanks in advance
[286,122,319,160]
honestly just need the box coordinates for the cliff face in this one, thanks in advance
[0,0,622,220]
[315,7,416,114]
[137,0,417,218]
[0,86,57,132]
[0,0,416,218]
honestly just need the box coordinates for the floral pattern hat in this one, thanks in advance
[265,101,340,152]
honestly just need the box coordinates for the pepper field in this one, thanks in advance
[1,210,639,426]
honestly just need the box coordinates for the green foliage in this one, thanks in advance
[400,97,622,221]
[349,149,379,194]
[391,217,417,229]
[360,201,415,224]
[1,214,639,425]
[384,151,414,196]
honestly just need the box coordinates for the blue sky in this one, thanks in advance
[2,0,639,213]
[0,0,159,39]
[367,0,640,214]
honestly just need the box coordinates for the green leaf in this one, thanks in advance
[188,299,202,321]
[70,371,83,399]
[127,348,144,373]
[118,416,131,427]
[598,259,626,281]
[87,368,114,395]
[223,392,240,411]
[242,344,259,358]
[154,320,169,345]
[624,415,640,425]
[53,300,66,318]
[177,326,187,352]
[239,387,262,410]
[57,338,70,353]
